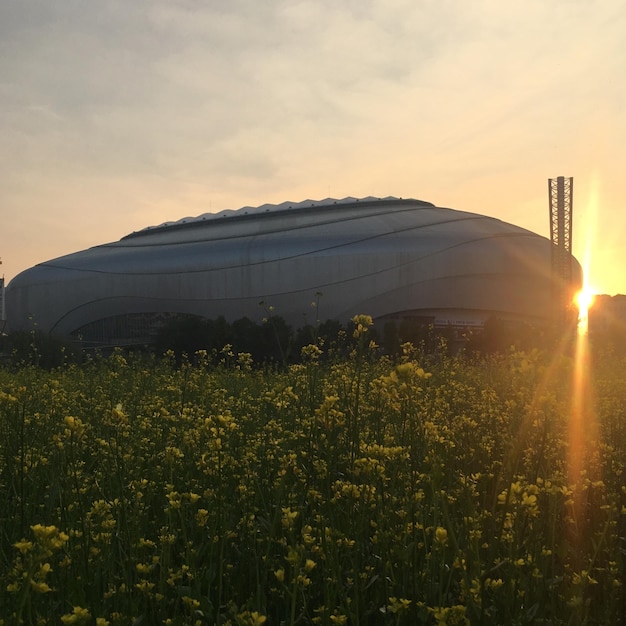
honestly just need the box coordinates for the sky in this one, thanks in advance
[1,0,625,294]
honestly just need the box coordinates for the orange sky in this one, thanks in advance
[1,1,625,294]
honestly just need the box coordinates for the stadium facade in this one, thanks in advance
[5,197,581,348]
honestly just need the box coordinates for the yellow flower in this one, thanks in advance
[301,344,323,361]
[274,568,285,582]
[522,493,537,507]
[281,507,298,529]
[182,596,201,609]
[236,611,267,626]
[196,508,209,526]
[135,580,155,593]
[351,314,373,338]
[13,540,33,554]
[435,526,448,546]
[166,490,181,509]
[387,597,411,613]
[30,524,69,553]
[60,606,91,624]
[31,524,58,539]
[29,580,52,593]
[429,605,469,626]
[286,547,300,567]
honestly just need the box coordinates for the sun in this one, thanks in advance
[575,286,595,313]
[574,285,596,334]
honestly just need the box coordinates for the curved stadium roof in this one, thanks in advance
[6,196,580,346]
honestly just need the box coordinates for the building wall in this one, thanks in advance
[5,198,581,344]
[0,277,5,326]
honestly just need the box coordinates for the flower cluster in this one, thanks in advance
[0,339,624,624]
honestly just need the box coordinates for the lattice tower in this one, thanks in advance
[548,176,574,317]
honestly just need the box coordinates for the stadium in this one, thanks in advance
[5,196,581,348]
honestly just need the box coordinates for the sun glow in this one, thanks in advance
[573,174,600,336]
[575,285,596,334]
[566,176,601,546]
[575,285,595,312]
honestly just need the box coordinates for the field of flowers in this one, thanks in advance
[1,319,625,625]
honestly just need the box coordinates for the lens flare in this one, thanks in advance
[566,176,600,556]
[574,286,596,335]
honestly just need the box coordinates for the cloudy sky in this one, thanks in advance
[1,0,624,294]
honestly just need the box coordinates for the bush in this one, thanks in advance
[2,330,80,369]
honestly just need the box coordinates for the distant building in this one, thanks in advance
[0,276,5,326]
[6,196,582,349]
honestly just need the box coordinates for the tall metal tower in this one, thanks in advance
[548,176,574,318]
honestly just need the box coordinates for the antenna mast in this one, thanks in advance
[548,176,574,319]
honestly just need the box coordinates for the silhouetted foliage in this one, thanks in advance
[153,314,294,365]
[463,316,564,356]
[2,330,81,369]
[317,319,344,346]
[382,321,401,356]
[206,315,234,351]
[294,323,317,351]
[151,313,356,366]
[153,315,211,360]
[258,315,292,363]
[292,319,346,357]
